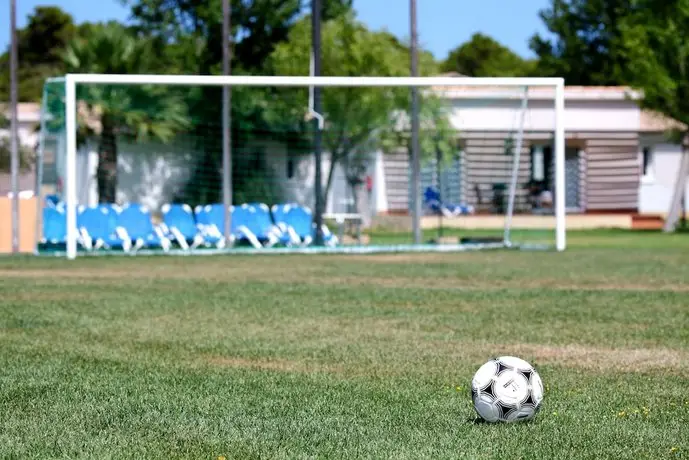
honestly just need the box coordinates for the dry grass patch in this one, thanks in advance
[199,342,689,378]
[263,273,689,293]
[0,291,99,302]
[341,253,464,264]
[0,262,322,284]
[0,268,131,280]
[481,343,689,374]
[204,356,346,375]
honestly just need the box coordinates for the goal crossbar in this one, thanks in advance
[65,73,564,88]
[61,74,566,259]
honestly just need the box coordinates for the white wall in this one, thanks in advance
[0,124,37,148]
[0,103,40,149]
[75,137,197,209]
[265,141,386,217]
[449,99,640,132]
[0,104,41,196]
[638,134,689,215]
[371,150,389,214]
[72,135,384,218]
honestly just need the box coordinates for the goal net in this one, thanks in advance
[36,75,565,259]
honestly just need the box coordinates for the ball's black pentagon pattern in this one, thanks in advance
[496,401,517,420]
[519,368,533,381]
[480,380,496,400]
[522,392,536,407]
[496,360,514,375]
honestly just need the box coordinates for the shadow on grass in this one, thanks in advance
[468,417,490,425]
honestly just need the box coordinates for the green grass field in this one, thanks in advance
[1,230,688,459]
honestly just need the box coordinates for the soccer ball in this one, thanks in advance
[471,356,544,423]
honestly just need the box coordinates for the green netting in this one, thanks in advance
[37,78,560,256]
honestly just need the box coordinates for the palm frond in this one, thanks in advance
[61,23,190,145]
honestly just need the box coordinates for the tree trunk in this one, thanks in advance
[96,115,118,204]
[663,144,689,232]
[323,151,339,212]
[346,177,358,215]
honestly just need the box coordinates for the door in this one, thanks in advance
[564,148,581,211]
[412,155,462,210]
[531,146,581,211]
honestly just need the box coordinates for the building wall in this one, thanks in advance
[382,149,410,213]
[0,103,40,196]
[638,134,689,215]
[460,132,534,212]
[380,130,644,214]
[69,127,645,216]
[381,94,646,214]
[582,132,640,210]
[74,137,198,209]
[261,141,385,218]
[448,98,640,133]
[73,135,383,219]
[24,93,685,216]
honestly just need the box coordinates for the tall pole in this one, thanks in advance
[10,0,19,253]
[312,0,324,246]
[410,0,422,244]
[222,0,233,243]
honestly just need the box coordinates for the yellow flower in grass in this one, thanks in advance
[670,446,679,454]
[615,406,651,419]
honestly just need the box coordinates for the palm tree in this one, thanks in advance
[0,113,34,173]
[63,22,189,203]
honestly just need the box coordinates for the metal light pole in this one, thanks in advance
[410,0,422,244]
[312,0,324,246]
[10,0,20,253]
[222,0,233,242]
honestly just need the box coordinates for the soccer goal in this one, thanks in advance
[36,74,565,259]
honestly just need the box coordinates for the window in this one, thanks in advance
[531,146,545,181]
[286,157,295,179]
[641,147,654,182]
[530,145,552,183]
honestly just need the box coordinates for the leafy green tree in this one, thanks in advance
[63,23,190,203]
[619,0,689,228]
[442,33,535,77]
[270,13,440,206]
[0,113,35,172]
[0,6,77,101]
[121,0,353,74]
[119,0,354,205]
[18,6,77,65]
[0,137,35,173]
[380,95,457,167]
[619,1,689,128]
[529,0,633,85]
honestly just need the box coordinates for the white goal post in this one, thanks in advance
[61,74,566,260]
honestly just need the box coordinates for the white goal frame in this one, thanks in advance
[62,74,566,259]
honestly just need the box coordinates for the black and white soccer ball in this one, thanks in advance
[471,356,544,423]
